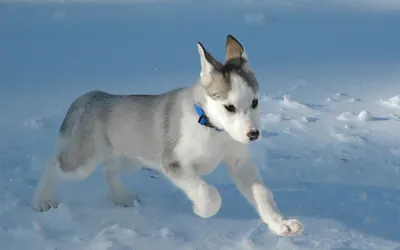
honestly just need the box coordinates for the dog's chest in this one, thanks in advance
[176,130,227,175]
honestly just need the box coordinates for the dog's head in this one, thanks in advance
[197,35,261,144]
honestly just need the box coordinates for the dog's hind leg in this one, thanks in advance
[34,126,103,212]
[33,155,101,212]
[33,136,70,212]
[33,155,60,212]
[102,157,141,207]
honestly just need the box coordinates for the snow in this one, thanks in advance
[1,2,400,250]
[381,96,400,109]
[4,0,400,11]
[358,110,373,122]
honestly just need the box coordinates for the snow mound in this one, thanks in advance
[330,129,366,143]
[325,97,338,103]
[326,92,353,103]
[23,117,60,130]
[335,92,349,98]
[348,98,361,103]
[281,95,308,109]
[358,110,373,121]
[261,113,290,123]
[160,228,175,239]
[24,118,48,130]
[337,112,356,121]
[302,116,318,123]
[380,95,400,109]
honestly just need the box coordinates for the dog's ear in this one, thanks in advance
[225,34,248,62]
[197,42,222,79]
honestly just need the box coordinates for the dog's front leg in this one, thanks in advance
[162,159,222,218]
[224,148,303,236]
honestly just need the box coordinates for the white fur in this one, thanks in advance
[197,43,214,83]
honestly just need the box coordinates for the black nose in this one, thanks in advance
[247,130,260,141]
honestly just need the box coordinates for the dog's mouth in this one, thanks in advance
[228,131,260,144]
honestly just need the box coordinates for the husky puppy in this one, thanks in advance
[33,35,303,236]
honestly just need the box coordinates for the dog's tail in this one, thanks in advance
[58,90,102,138]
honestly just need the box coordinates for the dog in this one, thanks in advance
[33,35,303,236]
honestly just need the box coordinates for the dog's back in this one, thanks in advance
[59,90,113,138]
[56,88,185,175]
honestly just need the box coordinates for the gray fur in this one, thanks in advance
[162,88,183,158]
[220,57,258,93]
[203,59,258,100]
[204,73,231,100]
[58,88,187,172]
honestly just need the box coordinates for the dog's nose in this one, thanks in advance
[247,130,260,141]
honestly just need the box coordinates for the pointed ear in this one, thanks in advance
[197,42,222,78]
[225,34,248,61]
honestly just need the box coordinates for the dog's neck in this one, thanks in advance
[193,103,223,131]
[192,82,223,132]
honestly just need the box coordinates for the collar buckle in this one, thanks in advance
[194,104,223,132]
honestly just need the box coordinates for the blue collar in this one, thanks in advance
[194,104,224,132]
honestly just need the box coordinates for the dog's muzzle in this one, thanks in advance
[247,130,260,141]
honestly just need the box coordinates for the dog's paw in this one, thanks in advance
[269,218,304,236]
[192,184,222,218]
[33,200,59,212]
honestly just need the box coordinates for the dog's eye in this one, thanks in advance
[224,104,236,113]
[251,99,258,109]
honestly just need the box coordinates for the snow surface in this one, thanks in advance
[4,0,400,12]
[1,2,400,250]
